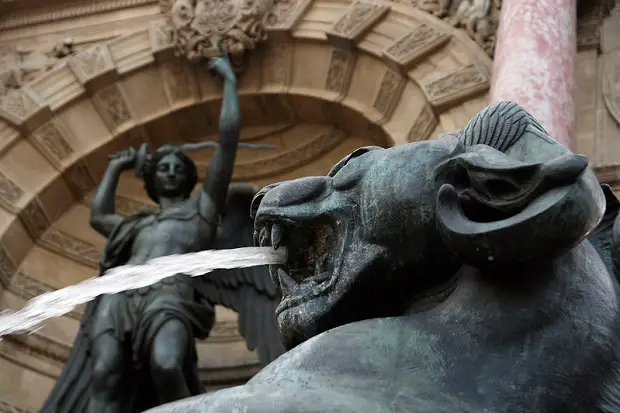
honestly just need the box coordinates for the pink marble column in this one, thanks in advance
[491,0,577,149]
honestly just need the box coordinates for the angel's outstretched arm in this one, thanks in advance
[201,49,241,217]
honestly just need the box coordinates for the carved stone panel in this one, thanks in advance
[0,171,24,208]
[64,160,96,199]
[38,229,99,269]
[19,197,51,240]
[29,121,75,167]
[264,0,314,38]
[0,88,46,127]
[92,84,133,131]
[0,245,16,288]
[325,48,356,97]
[407,104,438,142]
[150,20,176,58]
[382,24,451,72]
[68,45,116,86]
[326,0,390,49]
[373,68,405,118]
[422,63,490,109]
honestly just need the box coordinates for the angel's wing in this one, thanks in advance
[198,183,286,365]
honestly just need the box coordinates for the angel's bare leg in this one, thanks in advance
[150,318,192,403]
[90,333,126,413]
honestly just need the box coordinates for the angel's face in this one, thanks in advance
[155,153,188,198]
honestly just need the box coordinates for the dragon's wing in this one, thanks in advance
[198,183,286,366]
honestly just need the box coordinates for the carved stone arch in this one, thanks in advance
[0,0,494,410]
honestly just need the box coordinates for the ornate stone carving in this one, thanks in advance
[327,1,390,48]
[150,20,176,54]
[407,105,438,141]
[159,0,276,68]
[93,84,132,128]
[373,68,404,116]
[415,0,501,57]
[0,246,16,288]
[0,39,75,96]
[65,160,96,198]
[383,24,451,71]
[68,45,115,85]
[38,228,100,268]
[0,89,44,125]
[0,0,158,31]
[325,49,355,94]
[0,171,23,205]
[422,63,489,108]
[19,197,50,240]
[31,121,75,163]
[264,0,314,34]
[602,50,620,126]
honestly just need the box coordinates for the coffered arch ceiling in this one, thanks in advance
[0,0,493,409]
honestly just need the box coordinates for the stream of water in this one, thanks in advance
[0,247,286,337]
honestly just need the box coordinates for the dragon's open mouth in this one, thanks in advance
[256,219,339,313]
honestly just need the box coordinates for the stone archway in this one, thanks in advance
[0,1,494,410]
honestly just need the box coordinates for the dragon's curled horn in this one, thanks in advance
[108,141,279,178]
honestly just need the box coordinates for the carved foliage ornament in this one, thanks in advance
[159,0,276,67]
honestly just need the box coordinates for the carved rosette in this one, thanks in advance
[160,0,276,68]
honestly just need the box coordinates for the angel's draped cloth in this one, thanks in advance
[87,198,217,365]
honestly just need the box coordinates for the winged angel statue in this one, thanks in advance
[41,50,285,413]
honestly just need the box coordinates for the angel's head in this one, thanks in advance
[142,148,198,204]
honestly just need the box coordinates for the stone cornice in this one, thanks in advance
[0,0,158,30]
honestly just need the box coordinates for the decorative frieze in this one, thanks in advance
[407,105,438,142]
[68,45,116,86]
[422,64,490,109]
[326,1,390,49]
[264,0,314,38]
[382,24,451,72]
[19,197,51,240]
[373,68,405,118]
[92,84,133,130]
[38,229,100,269]
[325,49,355,96]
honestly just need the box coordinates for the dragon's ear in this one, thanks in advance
[436,145,604,266]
